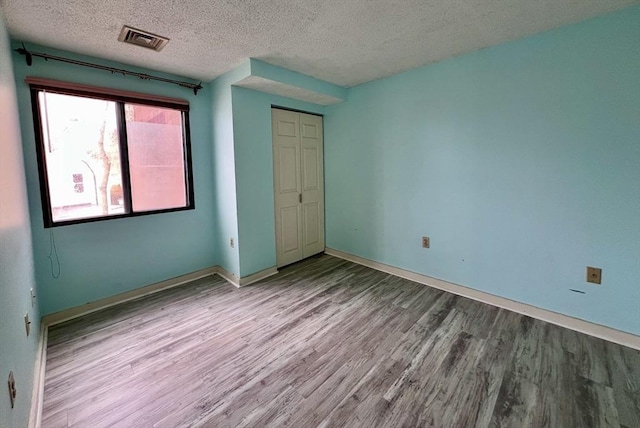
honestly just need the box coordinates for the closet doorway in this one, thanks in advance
[272,108,325,267]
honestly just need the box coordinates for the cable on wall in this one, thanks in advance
[14,43,203,95]
[48,229,61,279]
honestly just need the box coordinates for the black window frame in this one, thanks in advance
[28,80,195,228]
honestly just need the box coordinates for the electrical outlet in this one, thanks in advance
[586,267,602,284]
[8,371,16,409]
[422,236,430,248]
[24,313,31,336]
[30,288,36,307]
[230,238,234,248]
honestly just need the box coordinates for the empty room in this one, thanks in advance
[1,1,639,427]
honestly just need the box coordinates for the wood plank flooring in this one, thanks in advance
[42,254,640,427]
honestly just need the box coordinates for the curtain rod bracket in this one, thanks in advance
[13,43,203,95]
[15,43,33,66]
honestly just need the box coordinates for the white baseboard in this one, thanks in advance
[217,265,279,288]
[42,267,218,327]
[325,247,640,350]
[238,266,279,286]
[41,263,280,327]
[214,266,240,287]
[28,323,48,428]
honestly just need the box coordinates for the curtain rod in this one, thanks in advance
[14,43,203,95]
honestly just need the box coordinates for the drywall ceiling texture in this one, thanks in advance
[2,0,638,87]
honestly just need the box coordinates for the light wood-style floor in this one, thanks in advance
[42,254,640,428]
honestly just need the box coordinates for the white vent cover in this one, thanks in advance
[118,26,169,52]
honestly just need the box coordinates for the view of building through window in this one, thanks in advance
[124,104,187,212]
[34,89,192,226]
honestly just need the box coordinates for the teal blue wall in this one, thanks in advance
[249,59,347,102]
[231,86,325,276]
[210,64,249,277]
[324,7,640,335]
[0,12,40,428]
[12,44,217,315]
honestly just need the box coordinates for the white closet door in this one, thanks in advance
[272,108,324,267]
[299,113,325,258]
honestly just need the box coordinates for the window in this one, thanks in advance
[28,79,194,227]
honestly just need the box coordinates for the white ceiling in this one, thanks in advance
[1,0,637,87]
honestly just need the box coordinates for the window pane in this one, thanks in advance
[125,104,187,212]
[38,92,124,222]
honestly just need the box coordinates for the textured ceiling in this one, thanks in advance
[1,0,638,87]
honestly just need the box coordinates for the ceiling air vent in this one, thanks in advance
[118,26,169,52]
